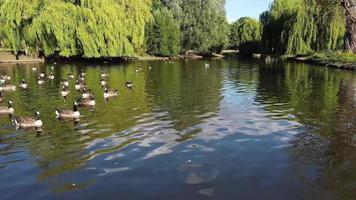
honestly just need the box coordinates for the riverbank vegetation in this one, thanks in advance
[0,0,229,59]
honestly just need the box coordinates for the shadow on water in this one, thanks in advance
[0,59,355,199]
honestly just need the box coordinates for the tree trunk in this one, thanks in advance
[342,0,356,52]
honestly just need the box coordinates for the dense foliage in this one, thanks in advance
[229,17,261,55]
[0,0,152,57]
[260,0,345,55]
[145,0,181,56]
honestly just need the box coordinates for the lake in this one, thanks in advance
[0,58,355,200]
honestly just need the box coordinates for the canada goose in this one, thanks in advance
[12,111,43,128]
[79,74,85,81]
[101,71,109,79]
[80,69,86,77]
[38,77,45,85]
[77,95,96,107]
[104,87,118,100]
[75,80,85,91]
[81,88,93,99]
[0,101,14,114]
[61,86,70,99]
[68,73,75,80]
[1,75,11,81]
[0,76,6,85]
[149,66,152,70]
[0,83,16,92]
[61,79,69,87]
[47,72,55,80]
[135,69,140,73]
[55,102,80,119]
[19,79,28,90]
[100,78,108,87]
[205,63,210,68]
[39,72,45,78]
[32,67,37,71]
[125,81,133,89]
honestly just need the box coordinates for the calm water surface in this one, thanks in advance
[0,59,355,200]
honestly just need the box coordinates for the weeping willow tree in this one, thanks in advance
[260,0,345,55]
[229,17,261,53]
[0,0,152,58]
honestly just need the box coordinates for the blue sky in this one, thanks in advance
[225,0,273,23]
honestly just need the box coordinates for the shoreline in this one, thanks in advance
[287,56,356,70]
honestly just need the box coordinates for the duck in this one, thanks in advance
[0,83,16,92]
[47,72,55,80]
[39,72,45,78]
[100,78,108,87]
[61,86,70,99]
[81,88,93,99]
[100,71,109,79]
[37,77,45,85]
[55,102,80,119]
[75,80,85,91]
[19,79,28,90]
[61,79,69,87]
[68,73,75,80]
[104,87,118,100]
[0,101,14,114]
[12,111,43,128]
[125,81,133,90]
[77,95,96,107]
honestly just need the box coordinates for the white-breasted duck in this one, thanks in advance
[12,111,43,128]
[55,102,80,119]
[0,83,16,92]
[38,76,45,85]
[47,72,55,80]
[39,72,46,78]
[61,79,69,87]
[61,86,70,99]
[104,87,118,100]
[125,81,133,90]
[19,79,28,90]
[0,101,14,114]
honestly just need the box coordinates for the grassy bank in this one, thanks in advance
[288,52,356,70]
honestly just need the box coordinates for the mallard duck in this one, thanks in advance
[19,79,28,90]
[0,101,14,114]
[68,73,75,80]
[100,71,109,79]
[55,102,80,119]
[61,79,69,87]
[61,86,70,99]
[125,81,133,89]
[38,77,45,85]
[78,95,96,107]
[39,72,45,78]
[0,83,16,92]
[12,111,43,128]
[81,88,93,99]
[100,78,108,87]
[47,72,55,80]
[104,87,118,100]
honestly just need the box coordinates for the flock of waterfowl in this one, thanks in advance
[0,66,135,130]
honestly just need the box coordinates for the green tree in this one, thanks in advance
[229,17,261,53]
[146,2,181,56]
[0,0,152,58]
[260,0,345,55]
